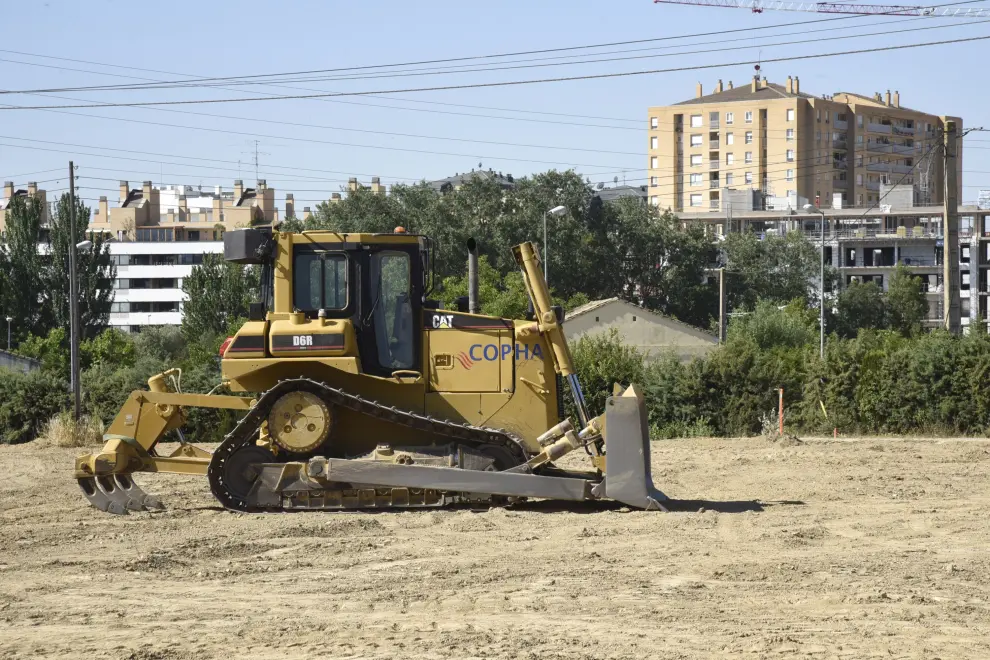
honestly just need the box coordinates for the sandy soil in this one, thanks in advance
[1,436,989,659]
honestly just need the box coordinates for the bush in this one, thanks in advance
[37,411,104,448]
[0,368,69,444]
[571,329,644,417]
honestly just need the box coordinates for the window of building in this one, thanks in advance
[650,156,658,168]
[786,128,795,141]
[744,131,753,144]
[856,174,863,185]
[786,169,794,181]
[856,155,864,166]
[744,111,753,123]
[816,130,821,141]
[824,111,829,124]
[726,112,734,124]
[726,153,734,165]
[690,154,703,166]
[690,114,703,128]
[744,172,753,184]
[650,195,658,206]
[786,149,795,162]
[826,131,831,142]
[816,109,821,122]
[786,108,795,121]
[650,136,658,149]
[725,173,734,185]
[689,173,702,186]
[690,134,703,147]
[856,135,864,145]
[744,151,752,164]
[650,176,659,187]
[690,193,703,207]
[726,132,734,145]
[857,114,864,128]
[650,117,658,129]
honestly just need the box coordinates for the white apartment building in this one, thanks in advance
[108,240,223,331]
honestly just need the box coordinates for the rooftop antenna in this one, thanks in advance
[242,140,270,182]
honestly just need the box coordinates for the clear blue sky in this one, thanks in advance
[1,0,988,211]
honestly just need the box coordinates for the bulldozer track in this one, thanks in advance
[207,377,531,511]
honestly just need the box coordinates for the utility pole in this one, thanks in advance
[68,161,81,420]
[943,121,961,334]
[718,267,727,343]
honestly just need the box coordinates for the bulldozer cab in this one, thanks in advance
[225,227,428,378]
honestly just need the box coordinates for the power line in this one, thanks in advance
[11,17,985,95]
[4,35,988,112]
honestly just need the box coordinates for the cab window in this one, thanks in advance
[294,252,347,313]
[372,251,414,370]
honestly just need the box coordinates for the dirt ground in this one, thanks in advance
[1,436,989,659]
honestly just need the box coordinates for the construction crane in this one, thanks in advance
[652,0,990,17]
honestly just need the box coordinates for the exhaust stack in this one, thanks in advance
[467,237,480,314]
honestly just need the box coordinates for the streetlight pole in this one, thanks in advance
[819,209,826,359]
[804,204,827,359]
[543,205,566,285]
[4,317,11,350]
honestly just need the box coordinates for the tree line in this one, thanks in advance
[0,169,947,444]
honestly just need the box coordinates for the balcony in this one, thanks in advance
[867,162,892,173]
[709,200,720,209]
[867,141,892,154]
[891,143,914,155]
[710,180,720,189]
[834,119,848,130]
[899,257,938,267]
[709,161,719,170]
[868,122,893,134]
[710,120,719,129]
[866,182,880,191]
[892,125,915,136]
[892,163,915,174]
[709,139,720,150]
[832,140,848,150]
[833,179,848,189]
[833,159,848,170]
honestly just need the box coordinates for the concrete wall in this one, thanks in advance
[0,350,40,374]
[564,301,716,361]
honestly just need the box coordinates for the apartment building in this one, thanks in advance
[647,76,962,212]
[84,178,282,331]
[0,181,50,233]
[89,178,278,241]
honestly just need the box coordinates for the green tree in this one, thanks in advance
[0,195,46,342]
[181,254,256,340]
[43,194,115,340]
[885,265,928,336]
[723,231,822,310]
[835,280,886,338]
[14,327,68,372]
[81,328,136,370]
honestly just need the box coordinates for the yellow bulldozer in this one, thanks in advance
[75,228,668,513]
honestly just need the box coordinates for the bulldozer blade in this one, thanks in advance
[77,475,162,515]
[596,385,669,511]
